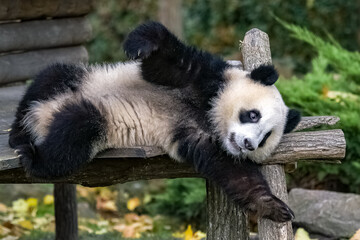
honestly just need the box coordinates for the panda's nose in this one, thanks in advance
[244,138,255,151]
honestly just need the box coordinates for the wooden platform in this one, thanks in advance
[0,84,346,186]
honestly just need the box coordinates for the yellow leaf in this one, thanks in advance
[12,199,28,215]
[26,198,38,208]
[295,228,316,240]
[193,230,206,240]
[127,197,141,211]
[18,220,33,230]
[351,228,360,240]
[43,195,54,205]
[184,225,193,240]
[172,231,184,238]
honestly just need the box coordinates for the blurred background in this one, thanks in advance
[1,0,359,239]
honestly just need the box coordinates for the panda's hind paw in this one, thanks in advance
[257,195,295,222]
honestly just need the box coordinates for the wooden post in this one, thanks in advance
[54,184,78,240]
[242,28,293,240]
[206,182,249,240]
[158,0,183,39]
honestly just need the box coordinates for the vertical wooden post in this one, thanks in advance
[206,181,249,240]
[242,28,293,240]
[158,0,183,39]
[54,184,78,240]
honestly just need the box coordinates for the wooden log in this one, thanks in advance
[0,129,345,173]
[294,116,340,131]
[206,182,249,240]
[54,184,78,240]
[0,46,88,84]
[0,18,92,52]
[0,0,93,21]
[242,28,293,240]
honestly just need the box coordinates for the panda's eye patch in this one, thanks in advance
[239,109,261,123]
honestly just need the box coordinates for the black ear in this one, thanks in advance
[284,109,301,133]
[250,65,279,86]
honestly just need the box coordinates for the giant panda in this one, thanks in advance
[9,21,300,222]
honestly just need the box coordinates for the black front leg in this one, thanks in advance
[123,21,228,101]
[175,129,294,222]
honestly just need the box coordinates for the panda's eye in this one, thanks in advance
[249,111,259,121]
[239,109,261,123]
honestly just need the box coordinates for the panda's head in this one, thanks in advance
[210,65,301,162]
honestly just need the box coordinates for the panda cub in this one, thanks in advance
[9,21,300,222]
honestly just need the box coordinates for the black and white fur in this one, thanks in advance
[9,22,301,222]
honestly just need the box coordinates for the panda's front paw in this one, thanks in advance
[257,195,295,222]
[124,21,167,60]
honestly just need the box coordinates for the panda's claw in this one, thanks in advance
[257,194,295,222]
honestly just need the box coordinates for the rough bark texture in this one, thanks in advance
[242,28,293,240]
[207,182,249,240]
[0,17,92,52]
[158,0,183,39]
[54,184,78,240]
[0,46,88,84]
[0,128,345,184]
[0,0,93,21]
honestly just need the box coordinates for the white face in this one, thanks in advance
[210,68,288,163]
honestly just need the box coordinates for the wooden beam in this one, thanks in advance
[0,18,92,53]
[0,0,93,21]
[0,129,345,173]
[242,28,293,240]
[0,46,88,84]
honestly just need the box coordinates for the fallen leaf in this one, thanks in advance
[43,195,54,205]
[0,203,8,212]
[184,225,193,240]
[295,228,316,240]
[12,199,28,216]
[193,230,206,240]
[79,225,94,233]
[172,225,206,240]
[127,197,141,211]
[26,198,37,208]
[18,220,33,230]
[351,228,360,240]
[96,197,118,212]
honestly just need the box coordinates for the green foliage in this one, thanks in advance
[87,0,359,74]
[145,179,206,225]
[86,0,157,63]
[275,21,360,192]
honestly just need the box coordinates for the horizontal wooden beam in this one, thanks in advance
[0,0,93,21]
[0,128,345,185]
[0,18,92,53]
[0,46,88,84]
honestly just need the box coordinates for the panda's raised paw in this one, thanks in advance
[124,21,168,60]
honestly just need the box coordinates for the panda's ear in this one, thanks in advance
[250,65,278,86]
[284,109,301,133]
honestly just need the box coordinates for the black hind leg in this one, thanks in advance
[9,63,87,148]
[20,99,107,179]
